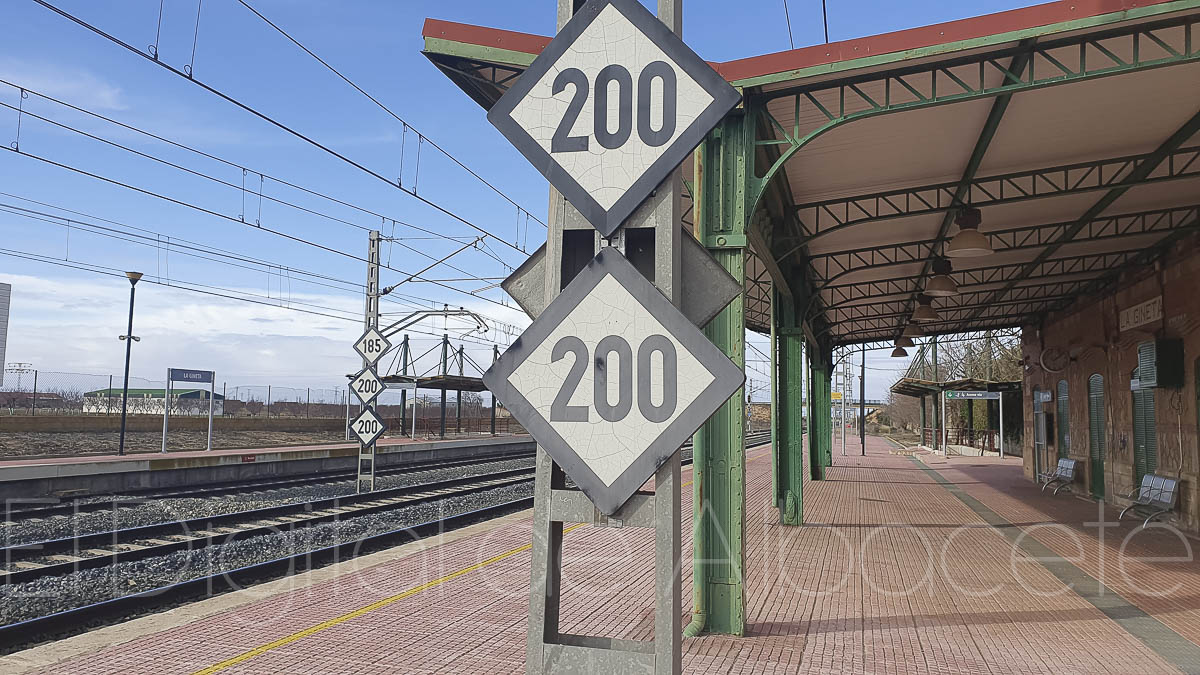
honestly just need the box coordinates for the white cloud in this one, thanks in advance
[0,271,527,392]
[0,59,126,111]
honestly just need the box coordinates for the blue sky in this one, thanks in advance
[0,0,1039,398]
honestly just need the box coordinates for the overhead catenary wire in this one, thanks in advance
[4,144,517,312]
[0,246,511,350]
[29,0,532,256]
[233,0,545,230]
[0,79,511,256]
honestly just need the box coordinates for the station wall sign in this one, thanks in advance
[946,390,1001,400]
[487,0,740,237]
[168,368,213,384]
[484,248,743,515]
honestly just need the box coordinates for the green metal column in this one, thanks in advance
[808,347,832,480]
[691,112,750,637]
[773,287,805,525]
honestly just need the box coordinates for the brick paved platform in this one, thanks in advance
[7,436,1200,674]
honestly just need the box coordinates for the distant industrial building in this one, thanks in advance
[83,387,225,416]
[0,283,9,388]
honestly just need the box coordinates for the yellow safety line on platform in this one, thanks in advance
[192,446,770,675]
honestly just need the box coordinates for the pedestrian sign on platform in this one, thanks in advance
[486,0,740,237]
[484,248,743,515]
[946,390,1001,400]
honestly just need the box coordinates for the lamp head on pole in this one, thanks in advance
[924,258,959,297]
[912,294,940,322]
[946,207,992,257]
[125,271,143,286]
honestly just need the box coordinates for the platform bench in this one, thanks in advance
[1038,458,1078,495]
[1119,474,1180,529]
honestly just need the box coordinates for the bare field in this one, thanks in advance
[0,430,350,459]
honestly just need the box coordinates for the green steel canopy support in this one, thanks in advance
[808,345,832,480]
[773,283,806,525]
[690,112,750,637]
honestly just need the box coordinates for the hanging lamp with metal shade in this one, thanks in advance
[895,335,915,348]
[891,345,909,357]
[912,294,940,322]
[946,207,992,257]
[925,258,959,296]
[901,321,924,338]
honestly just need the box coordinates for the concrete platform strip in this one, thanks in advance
[910,453,1200,674]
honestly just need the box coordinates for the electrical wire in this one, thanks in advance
[29,0,532,256]
[233,0,545,230]
[4,145,516,312]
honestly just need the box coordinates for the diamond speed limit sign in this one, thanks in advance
[350,407,387,447]
[354,327,391,365]
[484,248,743,515]
[350,366,385,405]
[486,0,740,237]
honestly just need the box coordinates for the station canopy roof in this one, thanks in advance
[890,377,1022,398]
[381,373,490,393]
[422,0,1200,347]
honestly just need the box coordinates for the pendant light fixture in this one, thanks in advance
[925,258,959,297]
[891,345,909,357]
[946,207,992,257]
[901,321,924,338]
[912,294,940,322]
[895,335,915,348]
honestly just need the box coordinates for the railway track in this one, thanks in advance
[4,445,536,521]
[0,435,772,652]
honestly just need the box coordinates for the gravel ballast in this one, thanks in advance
[1,457,534,547]
[0,482,532,627]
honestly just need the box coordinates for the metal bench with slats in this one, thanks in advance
[1038,458,1078,495]
[1119,474,1180,528]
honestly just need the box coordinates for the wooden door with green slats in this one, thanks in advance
[1087,374,1106,499]
[1131,365,1157,483]
[1056,379,1070,459]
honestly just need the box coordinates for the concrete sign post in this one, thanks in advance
[161,368,215,453]
[946,390,1005,458]
[474,0,741,672]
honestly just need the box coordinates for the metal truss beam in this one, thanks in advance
[829,282,1089,319]
[833,328,1019,361]
[832,313,1034,345]
[821,250,1138,308]
[963,108,1200,323]
[829,292,1076,327]
[786,145,1200,250]
[808,204,1200,287]
[750,13,1200,219]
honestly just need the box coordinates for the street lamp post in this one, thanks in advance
[117,272,142,456]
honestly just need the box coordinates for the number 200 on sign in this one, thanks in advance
[551,63,677,153]
[550,333,677,424]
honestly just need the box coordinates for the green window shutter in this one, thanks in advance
[1088,374,1106,498]
[1057,379,1070,458]
[1131,364,1158,482]
[1138,341,1157,388]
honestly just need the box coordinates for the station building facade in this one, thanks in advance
[1022,237,1200,531]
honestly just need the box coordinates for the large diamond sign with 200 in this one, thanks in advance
[487,0,740,237]
[485,249,743,515]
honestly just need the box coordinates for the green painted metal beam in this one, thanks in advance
[773,284,805,525]
[807,346,832,480]
[963,107,1200,323]
[690,113,750,637]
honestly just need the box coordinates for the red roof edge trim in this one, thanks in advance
[423,0,1182,83]
[715,0,1180,82]
[422,18,551,56]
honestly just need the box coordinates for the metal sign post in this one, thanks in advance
[476,1,742,672]
[161,368,215,453]
[352,231,390,493]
